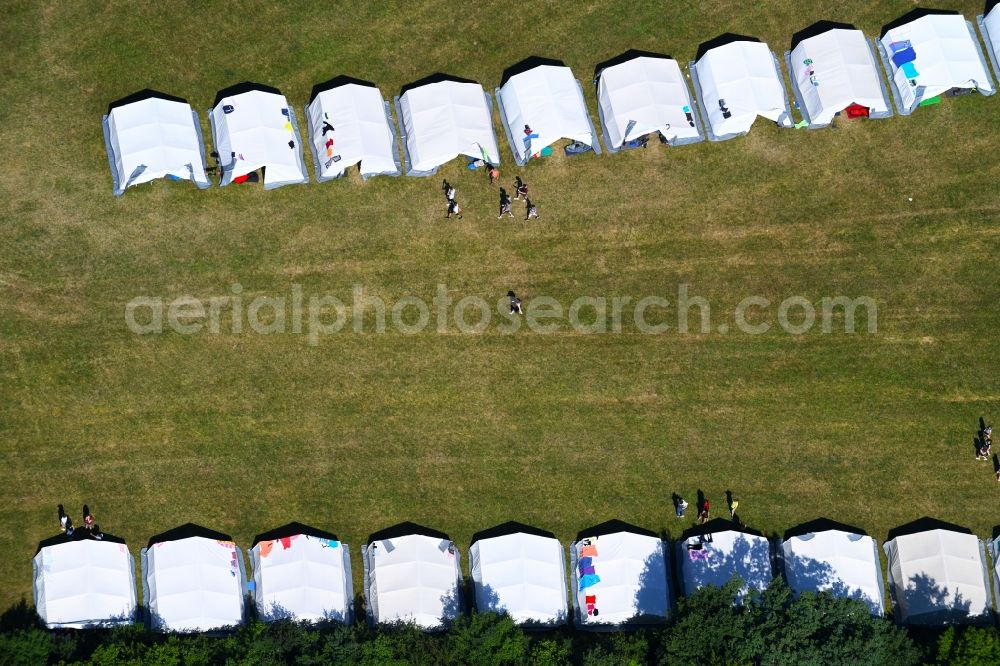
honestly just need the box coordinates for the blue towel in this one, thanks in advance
[579,573,601,590]
[891,47,917,67]
[578,557,593,571]
[901,62,919,79]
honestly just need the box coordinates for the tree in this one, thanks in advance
[446,612,528,666]
[656,579,754,666]
[935,626,1000,666]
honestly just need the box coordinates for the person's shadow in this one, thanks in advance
[993,454,999,478]
[671,493,682,515]
[981,416,987,433]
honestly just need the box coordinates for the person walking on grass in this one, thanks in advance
[498,188,513,219]
[446,199,463,220]
[673,494,688,518]
[729,498,739,519]
[525,199,538,220]
[58,504,68,532]
[514,177,528,201]
[489,165,500,185]
[442,179,455,202]
[697,498,710,524]
[508,290,522,314]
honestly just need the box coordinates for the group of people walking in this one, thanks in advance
[672,491,742,526]
[442,171,539,221]
[57,503,104,540]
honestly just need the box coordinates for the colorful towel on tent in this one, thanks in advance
[579,573,601,590]
[891,47,917,67]
[579,544,598,558]
[578,556,593,571]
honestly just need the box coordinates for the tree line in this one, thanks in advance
[2,578,999,665]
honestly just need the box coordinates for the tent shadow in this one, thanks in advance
[695,33,762,62]
[500,56,568,87]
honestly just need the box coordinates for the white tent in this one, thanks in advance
[884,521,991,625]
[394,76,500,176]
[102,91,210,196]
[596,52,703,152]
[689,36,793,141]
[497,59,602,165]
[209,84,308,189]
[780,525,885,615]
[785,24,893,128]
[305,78,400,182]
[362,525,463,630]
[977,2,1000,80]
[141,525,247,632]
[249,524,353,623]
[677,521,772,601]
[33,535,137,628]
[570,522,670,629]
[879,10,995,115]
[469,525,567,627]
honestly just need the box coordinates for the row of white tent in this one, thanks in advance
[104,8,1000,196]
[32,517,1000,632]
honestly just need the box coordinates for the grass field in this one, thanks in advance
[2,0,1000,612]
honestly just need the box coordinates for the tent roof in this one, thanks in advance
[887,517,972,542]
[147,523,233,548]
[310,76,378,103]
[368,522,450,545]
[399,72,479,97]
[253,522,339,547]
[470,531,566,626]
[989,0,1000,15]
[790,20,858,50]
[576,519,658,542]
[784,518,867,541]
[108,89,188,115]
[781,529,883,614]
[695,33,761,62]
[881,8,959,38]
[213,81,283,108]
[500,56,567,87]
[471,521,556,546]
[593,49,673,80]
[38,530,126,554]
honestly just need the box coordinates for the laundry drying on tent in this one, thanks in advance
[141,524,247,632]
[977,1,1000,81]
[249,522,353,624]
[469,522,568,628]
[569,520,670,630]
[33,531,137,629]
[497,57,602,165]
[394,74,500,177]
[878,9,995,115]
[785,22,893,128]
[209,82,308,189]
[689,34,794,141]
[780,519,885,616]
[883,518,992,626]
[677,519,773,603]
[305,77,401,182]
[102,90,211,196]
[594,50,704,152]
[362,522,464,631]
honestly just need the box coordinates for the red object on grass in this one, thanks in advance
[233,174,250,184]
[845,103,870,119]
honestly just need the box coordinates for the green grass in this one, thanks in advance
[2,0,1000,611]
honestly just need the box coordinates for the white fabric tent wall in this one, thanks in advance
[102,95,210,196]
[986,534,1000,618]
[497,64,602,165]
[249,534,353,623]
[878,13,995,115]
[977,5,1000,81]
[780,530,885,615]
[394,79,500,176]
[883,529,991,625]
[596,55,703,152]
[210,88,308,189]
[469,532,567,627]
[362,533,463,630]
[305,83,401,182]
[141,536,247,632]
[33,539,137,628]
[677,528,773,601]
[689,40,793,141]
[785,28,893,128]
[569,531,670,630]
